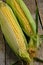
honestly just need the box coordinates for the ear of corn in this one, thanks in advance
[0,1,31,62]
[5,0,35,37]
[16,0,36,34]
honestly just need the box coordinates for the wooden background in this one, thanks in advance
[0,0,43,65]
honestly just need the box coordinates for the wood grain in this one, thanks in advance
[0,28,5,65]
[36,0,43,34]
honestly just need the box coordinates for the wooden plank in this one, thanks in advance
[36,0,43,34]
[0,28,5,65]
[6,44,19,65]
[34,1,43,65]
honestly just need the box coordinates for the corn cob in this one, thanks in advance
[16,0,36,33]
[0,1,31,62]
[5,0,36,38]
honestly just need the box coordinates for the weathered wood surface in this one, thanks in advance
[0,28,5,65]
[0,0,43,65]
[37,0,43,34]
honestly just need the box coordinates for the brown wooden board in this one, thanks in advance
[36,0,43,34]
[0,28,5,65]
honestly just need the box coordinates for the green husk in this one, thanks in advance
[35,6,38,33]
[34,57,43,63]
